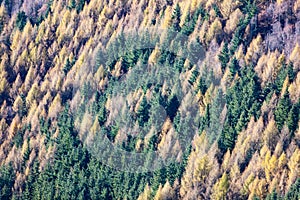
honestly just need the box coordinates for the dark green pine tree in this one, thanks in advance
[223,125,237,152]
[188,69,199,86]
[63,58,72,75]
[122,50,138,73]
[229,57,239,77]
[0,163,15,199]
[287,62,296,82]
[137,96,150,126]
[265,190,279,200]
[197,77,207,94]
[68,0,76,9]
[284,178,300,200]
[181,11,194,36]
[218,42,230,73]
[230,21,245,55]
[20,94,28,117]
[274,91,292,131]
[166,94,180,121]
[171,4,181,32]
[287,102,299,134]
[16,11,27,31]
[23,160,40,200]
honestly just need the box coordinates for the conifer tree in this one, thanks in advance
[287,103,299,134]
[137,96,150,126]
[212,173,229,200]
[219,42,230,73]
[274,92,292,131]
[16,11,27,31]
[171,4,181,32]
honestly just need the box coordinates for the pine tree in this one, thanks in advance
[166,94,180,121]
[219,42,230,73]
[287,103,299,134]
[0,163,15,199]
[229,57,239,77]
[181,11,194,36]
[137,96,150,126]
[63,58,72,75]
[171,4,181,32]
[16,11,27,31]
[284,178,300,200]
[68,0,76,9]
[274,92,292,131]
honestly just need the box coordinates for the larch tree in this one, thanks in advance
[245,34,263,65]
[225,8,243,34]
[219,0,239,19]
[289,43,300,71]
[211,172,230,200]
[205,18,222,44]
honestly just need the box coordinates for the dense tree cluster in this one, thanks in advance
[0,0,299,199]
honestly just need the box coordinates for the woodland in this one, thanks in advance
[0,0,299,199]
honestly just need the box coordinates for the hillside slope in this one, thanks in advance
[0,0,299,199]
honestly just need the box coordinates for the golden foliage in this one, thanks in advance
[137,184,152,200]
[225,8,243,34]
[194,155,212,182]
[288,73,300,103]
[205,18,222,44]
[290,43,300,70]
[245,34,262,65]
[48,94,62,119]
[263,119,279,151]
[219,0,240,19]
[287,148,300,188]
[211,173,229,200]
[294,0,300,12]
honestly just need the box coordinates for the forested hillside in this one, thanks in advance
[0,0,299,199]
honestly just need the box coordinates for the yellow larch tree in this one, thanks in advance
[205,18,222,44]
[219,0,240,19]
[211,172,230,200]
[289,43,300,70]
[288,73,300,103]
[225,8,243,34]
[245,34,263,65]
[137,184,152,200]
[262,119,279,151]
[287,148,300,189]
[294,0,300,12]
[48,93,62,119]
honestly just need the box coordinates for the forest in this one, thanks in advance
[0,0,299,199]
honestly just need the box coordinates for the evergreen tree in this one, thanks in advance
[287,103,299,134]
[181,11,194,36]
[137,96,150,126]
[229,57,239,77]
[0,163,15,199]
[68,0,76,9]
[218,42,230,73]
[188,69,199,86]
[166,94,180,121]
[63,58,72,75]
[171,4,181,32]
[16,11,27,31]
[274,92,292,131]
[284,178,300,200]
